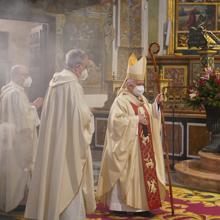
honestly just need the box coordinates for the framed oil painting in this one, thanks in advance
[162,65,188,87]
[63,12,106,94]
[168,0,220,54]
[117,0,142,48]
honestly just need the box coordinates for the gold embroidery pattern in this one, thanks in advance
[141,133,150,145]
[138,106,145,115]
[144,157,154,169]
[147,179,157,194]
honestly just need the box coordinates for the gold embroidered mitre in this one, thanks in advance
[126,53,147,81]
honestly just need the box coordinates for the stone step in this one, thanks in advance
[175,160,220,193]
[198,151,220,172]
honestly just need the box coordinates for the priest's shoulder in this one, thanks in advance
[1,84,21,98]
[49,70,77,88]
[113,91,130,106]
[1,82,12,92]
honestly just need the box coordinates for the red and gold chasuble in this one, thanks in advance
[130,101,161,210]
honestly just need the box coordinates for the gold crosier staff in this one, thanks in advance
[148,42,175,216]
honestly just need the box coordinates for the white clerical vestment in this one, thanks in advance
[0,81,39,212]
[25,69,96,220]
[96,91,166,211]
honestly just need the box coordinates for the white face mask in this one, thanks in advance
[79,69,88,81]
[23,76,32,88]
[133,85,145,97]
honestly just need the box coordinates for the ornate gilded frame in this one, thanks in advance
[162,65,188,87]
[168,0,220,54]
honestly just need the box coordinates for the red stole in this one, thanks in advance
[130,102,161,210]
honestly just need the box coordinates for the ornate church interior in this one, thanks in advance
[0,0,220,219]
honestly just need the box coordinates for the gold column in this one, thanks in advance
[167,0,175,55]
[198,50,217,70]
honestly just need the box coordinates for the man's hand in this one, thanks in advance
[32,97,44,109]
[156,93,164,105]
[138,113,148,125]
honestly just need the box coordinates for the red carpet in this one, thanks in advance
[86,187,220,219]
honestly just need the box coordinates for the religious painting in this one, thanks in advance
[177,5,215,31]
[118,0,142,48]
[177,33,188,48]
[168,0,220,54]
[162,65,187,87]
[63,9,108,94]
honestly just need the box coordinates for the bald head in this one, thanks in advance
[10,65,29,86]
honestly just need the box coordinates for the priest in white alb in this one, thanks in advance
[0,65,42,212]
[96,54,167,217]
[25,49,96,220]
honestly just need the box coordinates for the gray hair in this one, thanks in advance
[65,49,87,69]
